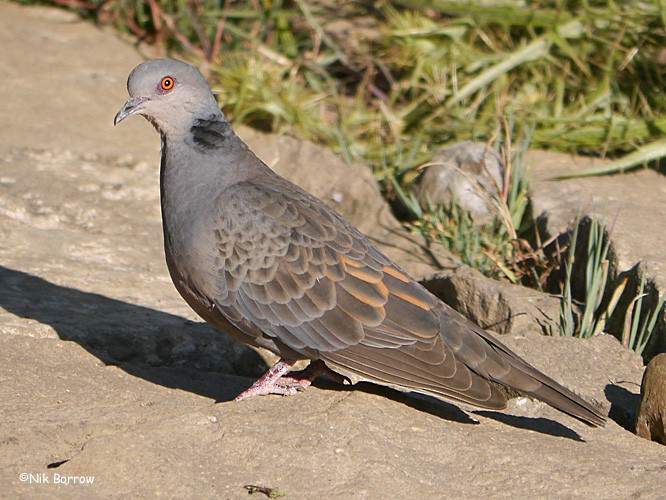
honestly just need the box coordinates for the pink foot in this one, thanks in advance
[234,359,344,402]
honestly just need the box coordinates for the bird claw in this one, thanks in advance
[234,359,331,402]
[234,377,311,402]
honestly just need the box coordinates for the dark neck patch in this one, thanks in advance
[190,115,234,152]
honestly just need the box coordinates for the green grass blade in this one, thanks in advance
[557,138,666,179]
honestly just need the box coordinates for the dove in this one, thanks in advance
[114,59,605,426]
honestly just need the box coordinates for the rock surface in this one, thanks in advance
[1,2,666,498]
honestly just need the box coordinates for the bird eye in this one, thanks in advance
[159,76,175,92]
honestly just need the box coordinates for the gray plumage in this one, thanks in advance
[115,59,605,427]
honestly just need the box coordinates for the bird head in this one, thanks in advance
[114,59,220,134]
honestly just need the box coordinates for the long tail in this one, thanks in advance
[460,319,606,427]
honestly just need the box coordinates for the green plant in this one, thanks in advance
[622,268,665,355]
[558,221,578,337]
[579,216,614,337]
[38,0,666,166]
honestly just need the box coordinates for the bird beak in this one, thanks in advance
[114,96,150,126]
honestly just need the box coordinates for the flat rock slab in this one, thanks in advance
[526,150,666,352]
[2,331,663,498]
[1,2,666,498]
[423,266,566,337]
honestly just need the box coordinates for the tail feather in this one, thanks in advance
[471,325,606,427]
[320,279,606,427]
[322,346,510,411]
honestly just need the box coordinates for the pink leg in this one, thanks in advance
[234,359,296,402]
[279,360,349,386]
[234,359,345,402]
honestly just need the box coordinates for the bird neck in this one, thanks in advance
[185,113,240,154]
[158,111,262,194]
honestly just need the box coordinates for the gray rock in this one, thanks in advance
[413,141,504,220]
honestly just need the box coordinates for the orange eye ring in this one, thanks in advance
[160,76,175,92]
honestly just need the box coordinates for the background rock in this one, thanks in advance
[413,140,504,220]
[422,266,569,337]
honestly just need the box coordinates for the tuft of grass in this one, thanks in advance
[558,220,578,337]
[579,215,614,338]
[37,0,666,189]
[557,138,666,178]
[390,122,537,282]
[558,215,621,338]
[622,268,665,355]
